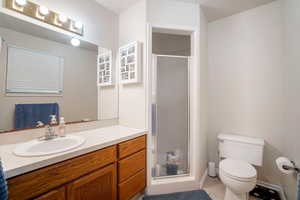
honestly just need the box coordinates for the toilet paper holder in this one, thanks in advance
[282,161,300,173]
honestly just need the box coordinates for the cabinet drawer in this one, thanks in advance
[118,149,146,183]
[118,169,146,200]
[8,145,116,200]
[118,135,146,159]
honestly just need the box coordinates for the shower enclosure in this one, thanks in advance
[152,55,190,179]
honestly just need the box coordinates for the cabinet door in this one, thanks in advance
[67,164,116,200]
[35,187,66,200]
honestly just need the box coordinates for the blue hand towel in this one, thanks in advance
[15,103,59,129]
[0,161,7,200]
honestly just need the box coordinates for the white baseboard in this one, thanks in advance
[257,180,287,200]
[200,169,208,189]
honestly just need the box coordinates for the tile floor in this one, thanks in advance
[203,177,257,200]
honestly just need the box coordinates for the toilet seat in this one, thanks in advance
[220,159,257,182]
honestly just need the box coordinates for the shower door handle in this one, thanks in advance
[152,103,157,136]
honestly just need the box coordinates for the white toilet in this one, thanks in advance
[218,134,265,200]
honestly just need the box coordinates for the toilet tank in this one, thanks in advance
[218,134,265,166]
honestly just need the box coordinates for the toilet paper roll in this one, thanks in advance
[276,157,294,175]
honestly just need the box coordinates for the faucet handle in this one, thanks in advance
[49,115,57,125]
[36,121,44,127]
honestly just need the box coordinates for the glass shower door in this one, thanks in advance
[152,55,190,178]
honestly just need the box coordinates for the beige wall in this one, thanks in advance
[204,1,300,198]
[208,1,285,185]
[118,0,147,130]
[199,5,208,183]
[0,27,98,131]
[147,0,199,28]
[283,0,300,199]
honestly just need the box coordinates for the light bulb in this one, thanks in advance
[74,21,83,30]
[15,0,27,6]
[71,38,80,47]
[39,6,49,16]
[58,14,67,23]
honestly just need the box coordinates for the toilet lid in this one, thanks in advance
[220,159,257,180]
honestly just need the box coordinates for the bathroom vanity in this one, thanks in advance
[0,126,147,200]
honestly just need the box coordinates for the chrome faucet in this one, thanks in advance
[39,115,58,141]
[44,125,57,140]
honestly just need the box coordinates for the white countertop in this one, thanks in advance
[0,125,147,179]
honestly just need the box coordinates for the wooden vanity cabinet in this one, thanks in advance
[7,135,146,200]
[33,164,117,200]
[67,163,116,200]
[117,135,147,200]
[35,187,66,200]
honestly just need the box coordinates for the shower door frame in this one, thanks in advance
[152,54,191,180]
[146,23,203,195]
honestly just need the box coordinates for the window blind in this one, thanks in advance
[6,45,64,94]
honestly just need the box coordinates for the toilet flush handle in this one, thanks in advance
[283,161,300,173]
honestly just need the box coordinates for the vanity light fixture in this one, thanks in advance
[71,38,80,47]
[39,6,49,16]
[74,21,83,30]
[6,0,84,36]
[58,14,68,23]
[15,0,27,6]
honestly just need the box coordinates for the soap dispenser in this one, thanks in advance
[58,117,66,137]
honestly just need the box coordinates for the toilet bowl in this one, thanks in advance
[219,158,257,200]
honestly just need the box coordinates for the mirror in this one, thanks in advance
[0,13,118,132]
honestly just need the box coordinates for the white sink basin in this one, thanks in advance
[13,135,85,157]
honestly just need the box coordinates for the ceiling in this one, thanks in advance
[94,0,141,13]
[197,0,275,22]
[94,0,275,22]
